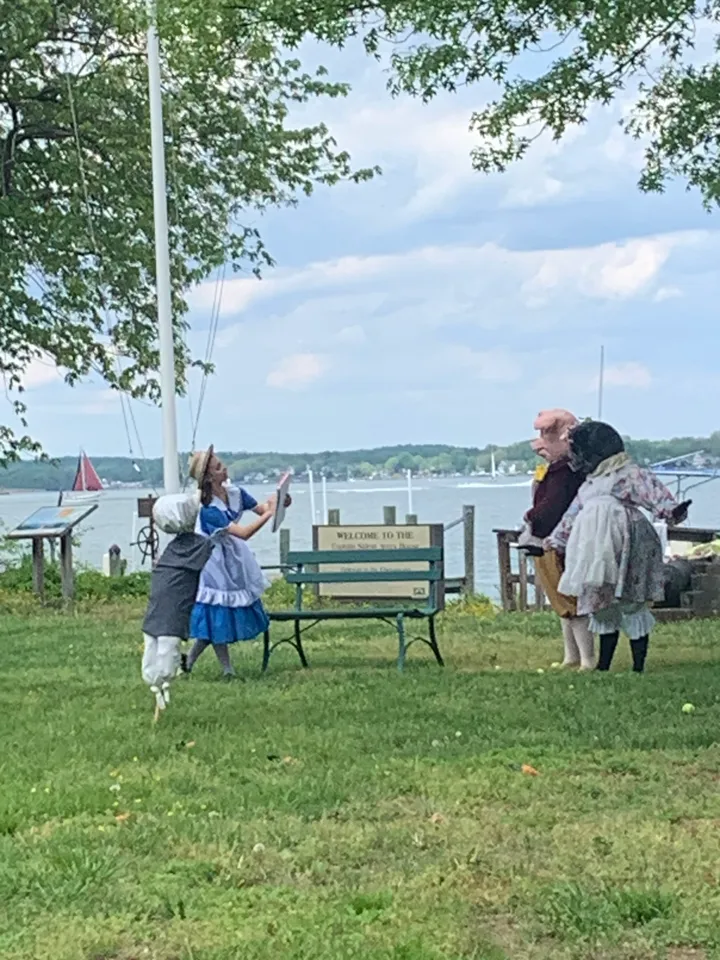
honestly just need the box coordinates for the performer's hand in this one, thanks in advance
[669,499,692,526]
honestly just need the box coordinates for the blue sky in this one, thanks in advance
[11,40,720,456]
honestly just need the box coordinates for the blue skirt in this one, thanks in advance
[190,599,269,644]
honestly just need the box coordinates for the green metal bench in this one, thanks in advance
[263,547,445,672]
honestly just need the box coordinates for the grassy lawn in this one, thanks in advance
[0,602,719,960]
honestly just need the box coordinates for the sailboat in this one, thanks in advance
[62,450,103,505]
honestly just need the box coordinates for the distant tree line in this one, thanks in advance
[2,434,719,491]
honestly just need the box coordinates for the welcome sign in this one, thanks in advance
[313,523,444,601]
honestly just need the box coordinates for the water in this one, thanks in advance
[1,478,718,600]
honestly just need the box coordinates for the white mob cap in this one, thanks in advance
[152,492,200,534]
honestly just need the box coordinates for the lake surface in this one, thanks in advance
[2,477,719,600]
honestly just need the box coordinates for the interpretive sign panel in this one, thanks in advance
[7,504,97,539]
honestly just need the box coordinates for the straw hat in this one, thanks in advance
[188,445,214,486]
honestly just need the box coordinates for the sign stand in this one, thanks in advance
[5,503,98,603]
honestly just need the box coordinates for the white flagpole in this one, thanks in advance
[147,5,180,493]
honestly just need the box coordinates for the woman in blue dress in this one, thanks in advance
[184,447,286,678]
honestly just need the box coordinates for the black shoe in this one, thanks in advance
[596,632,620,672]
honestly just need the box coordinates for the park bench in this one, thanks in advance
[263,547,445,672]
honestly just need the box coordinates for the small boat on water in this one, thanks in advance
[60,450,103,505]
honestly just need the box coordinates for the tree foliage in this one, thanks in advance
[261,0,720,204]
[0,0,375,463]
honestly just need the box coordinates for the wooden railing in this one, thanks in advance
[493,526,720,614]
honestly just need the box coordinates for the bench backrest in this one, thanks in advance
[284,547,444,610]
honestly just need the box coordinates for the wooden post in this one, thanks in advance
[496,531,515,611]
[405,514,418,525]
[108,545,123,577]
[60,533,74,604]
[383,506,396,525]
[518,551,528,611]
[328,509,341,526]
[31,538,45,600]
[533,560,546,611]
[279,528,291,567]
[462,504,475,597]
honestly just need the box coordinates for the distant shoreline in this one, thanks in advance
[2,435,718,492]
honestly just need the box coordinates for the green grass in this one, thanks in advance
[0,602,719,960]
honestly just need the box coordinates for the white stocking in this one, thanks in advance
[561,618,580,666]
[570,616,595,669]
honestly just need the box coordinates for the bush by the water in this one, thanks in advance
[0,544,498,618]
[0,554,152,601]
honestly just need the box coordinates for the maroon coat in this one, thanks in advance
[526,458,584,539]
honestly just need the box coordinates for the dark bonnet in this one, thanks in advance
[568,421,625,474]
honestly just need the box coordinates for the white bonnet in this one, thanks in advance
[152,492,200,534]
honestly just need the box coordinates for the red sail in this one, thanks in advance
[72,451,103,492]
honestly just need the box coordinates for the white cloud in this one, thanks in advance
[192,226,710,447]
[521,233,701,305]
[201,230,703,321]
[266,353,328,390]
[654,285,682,302]
[11,355,62,390]
[327,99,479,220]
[443,345,523,382]
[578,362,653,393]
[318,69,649,220]
[602,362,653,390]
[336,325,366,345]
[76,389,120,415]
[503,176,564,208]
[592,240,672,298]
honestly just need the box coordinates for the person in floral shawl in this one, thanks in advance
[548,421,690,673]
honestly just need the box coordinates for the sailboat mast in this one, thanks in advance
[81,450,86,491]
[147,6,180,494]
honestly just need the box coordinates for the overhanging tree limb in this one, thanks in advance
[0,0,377,463]
[244,0,719,204]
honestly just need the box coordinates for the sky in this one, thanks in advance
[10,38,720,457]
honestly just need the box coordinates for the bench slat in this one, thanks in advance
[286,548,442,565]
[269,607,436,621]
[286,569,441,585]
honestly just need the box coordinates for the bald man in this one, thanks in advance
[521,409,594,669]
